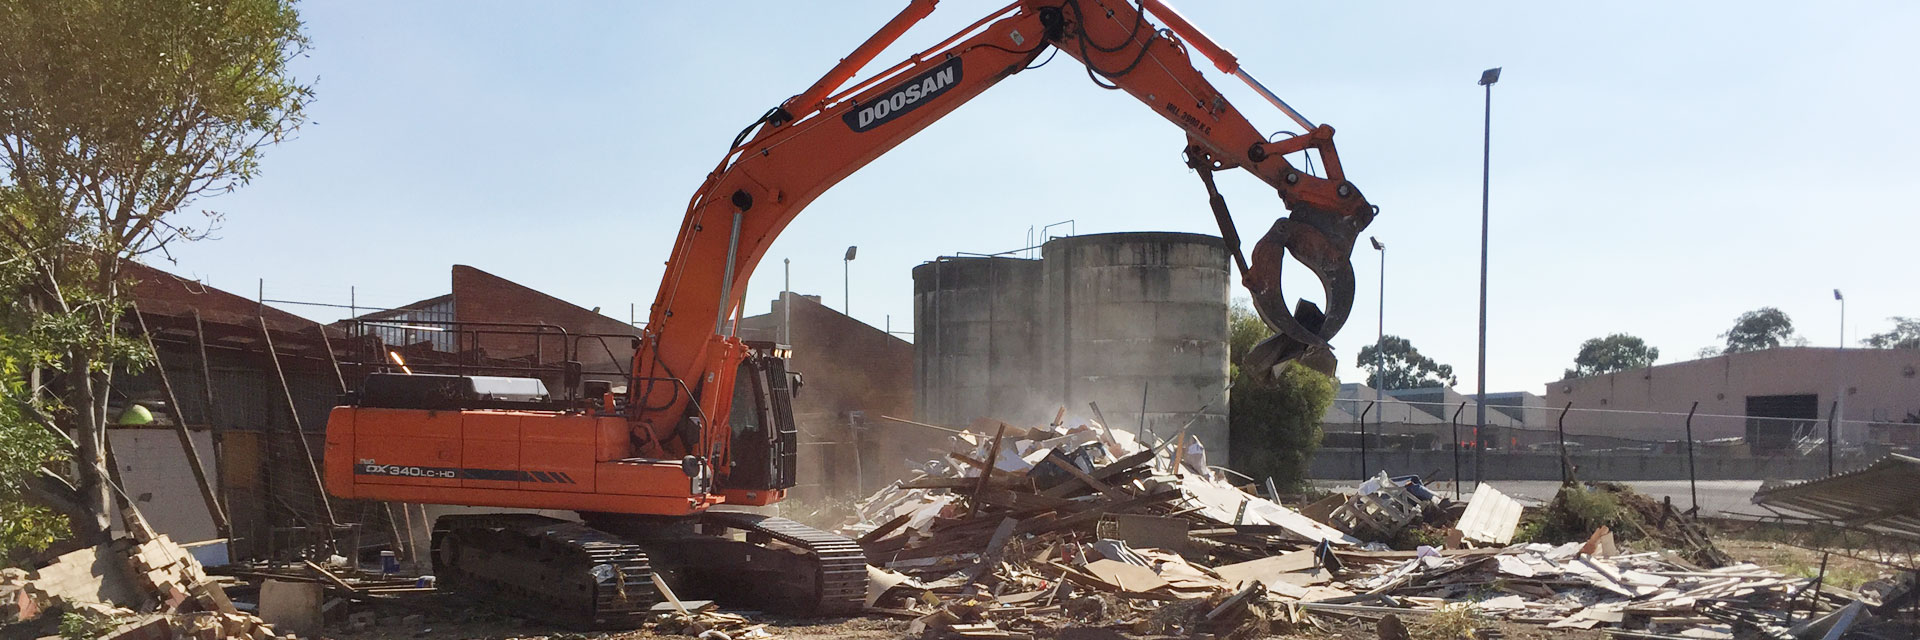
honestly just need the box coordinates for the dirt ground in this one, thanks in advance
[1710,519,1912,592]
[1716,538,1899,592]
[317,614,1609,640]
[313,595,1615,640]
[321,601,911,640]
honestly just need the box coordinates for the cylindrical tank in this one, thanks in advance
[912,257,1044,428]
[1041,232,1231,460]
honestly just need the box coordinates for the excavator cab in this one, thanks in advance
[718,344,799,492]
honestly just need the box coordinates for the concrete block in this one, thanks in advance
[258,579,322,637]
[30,543,142,608]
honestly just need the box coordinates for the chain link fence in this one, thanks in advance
[1312,396,1917,484]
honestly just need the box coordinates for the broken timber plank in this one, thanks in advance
[976,489,1076,513]
[131,306,230,539]
[1043,453,1126,500]
[651,573,689,615]
[1015,487,1181,536]
[963,518,1020,586]
[300,560,358,594]
[1039,449,1155,498]
[901,476,1031,491]
[969,425,1007,518]
[858,514,912,544]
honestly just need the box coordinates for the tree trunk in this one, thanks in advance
[24,470,106,548]
[69,352,114,542]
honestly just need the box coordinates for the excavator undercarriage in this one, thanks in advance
[433,511,865,629]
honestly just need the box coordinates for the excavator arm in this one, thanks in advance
[631,0,1377,466]
[322,2,1380,620]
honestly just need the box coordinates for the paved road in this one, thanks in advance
[1311,479,1766,518]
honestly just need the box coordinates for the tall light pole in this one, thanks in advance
[843,246,858,317]
[1371,236,1386,459]
[1475,66,1500,491]
[1834,289,1845,348]
[1833,288,1846,447]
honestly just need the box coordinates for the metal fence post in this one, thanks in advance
[1450,402,1466,499]
[1685,401,1699,515]
[1826,400,1838,476]
[1557,402,1572,484]
[1358,401,1375,479]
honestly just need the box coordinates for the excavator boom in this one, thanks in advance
[634,0,1376,467]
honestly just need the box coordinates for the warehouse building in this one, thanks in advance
[1544,347,1920,453]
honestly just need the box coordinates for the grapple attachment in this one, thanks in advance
[1187,140,1376,380]
[1241,195,1374,379]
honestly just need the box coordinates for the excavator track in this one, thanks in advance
[434,512,867,627]
[699,511,868,616]
[432,514,657,629]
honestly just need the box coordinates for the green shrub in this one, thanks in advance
[1227,361,1333,492]
[1524,484,1627,544]
[1418,603,1484,640]
[60,610,123,640]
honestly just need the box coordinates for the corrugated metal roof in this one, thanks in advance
[1750,454,1920,541]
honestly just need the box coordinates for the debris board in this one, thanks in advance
[1454,483,1524,545]
[1083,559,1168,593]
[1100,514,1189,551]
[1213,550,1319,589]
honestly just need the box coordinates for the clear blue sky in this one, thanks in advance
[163,1,1919,396]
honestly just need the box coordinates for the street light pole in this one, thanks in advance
[1834,288,1846,450]
[1834,289,1845,348]
[1371,236,1386,456]
[844,246,858,317]
[1475,67,1500,490]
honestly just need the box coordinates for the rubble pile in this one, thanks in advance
[2,535,289,639]
[1588,481,1733,567]
[844,416,1354,637]
[839,414,1911,640]
[651,602,776,640]
[1324,536,1871,637]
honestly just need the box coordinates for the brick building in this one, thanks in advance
[344,265,640,389]
[113,261,361,560]
[97,262,920,561]
[737,292,922,505]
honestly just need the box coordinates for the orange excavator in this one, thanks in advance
[323,0,1376,627]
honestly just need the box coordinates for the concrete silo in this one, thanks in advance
[911,256,1045,428]
[1040,232,1232,460]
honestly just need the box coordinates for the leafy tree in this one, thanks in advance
[1227,302,1335,490]
[1230,361,1334,491]
[1864,317,1920,349]
[1355,335,1457,390]
[1228,300,1271,369]
[0,323,70,557]
[0,0,310,542]
[1563,333,1660,380]
[1714,307,1801,354]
